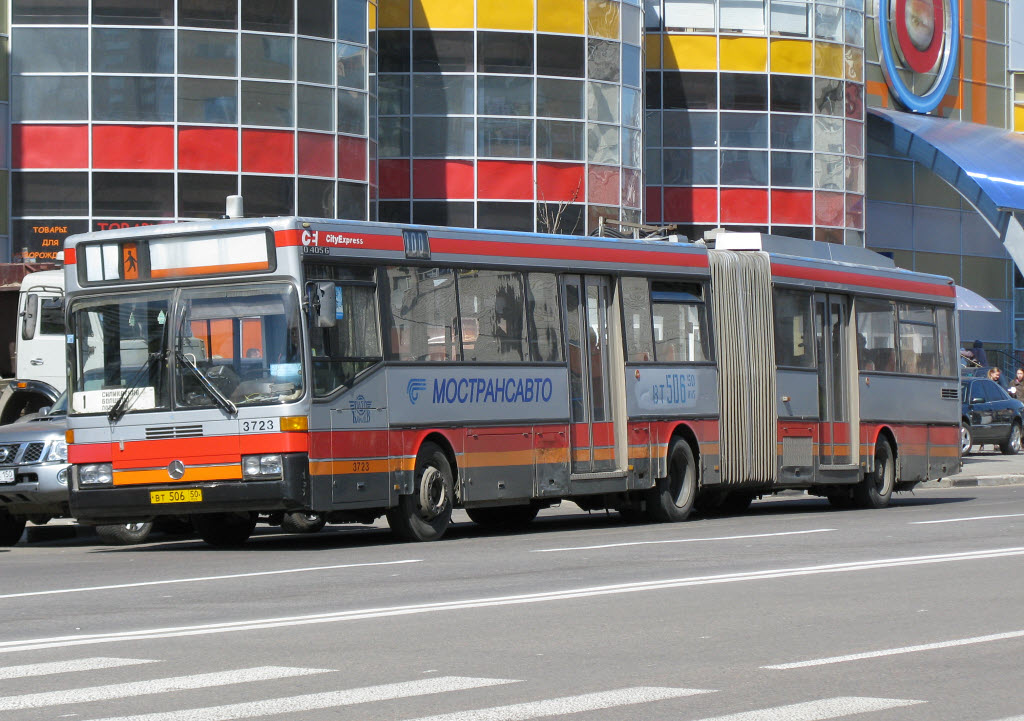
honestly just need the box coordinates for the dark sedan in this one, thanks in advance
[961,378,1024,455]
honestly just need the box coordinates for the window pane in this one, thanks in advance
[178,78,237,123]
[242,175,295,216]
[337,180,367,219]
[854,298,896,370]
[93,0,172,25]
[413,116,474,156]
[478,32,533,74]
[336,0,366,44]
[13,0,87,24]
[665,0,715,29]
[622,4,642,44]
[721,150,769,185]
[179,0,237,29]
[179,173,237,217]
[898,304,937,375]
[720,0,765,32]
[774,289,814,367]
[478,118,532,158]
[298,84,334,130]
[478,75,533,116]
[622,86,642,127]
[380,30,411,72]
[379,74,410,115]
[526,273,563,362]
[537,78,584,119]
[242,0,293,33]
[814,153,844,190]
[242,33,293,80]
[815,77,844,115]
[721,112,768,148]
[379,117,410,156]
[771,0,809,35]
[413,31,473,73]
[337,89,366,134]
[306,270,381,396]
[935,307,956,377]
[587,82,619,122]
[93,172,173,217]
[663,110,717,147]
[537,120,584,160]
[771,113,812,149]
[663,149,717,185]
[414,74,473,115]
[242,81,294,126]
[298,178,335,216]
[12,172,88,215]
[844,8,863,46]
[770,151,812,187]
[297,38,334,84]
[588,38,620,82]
[459,270,527,361]
[385,266,460,361]
[413,201,474,227]
[178,30,237,76]
[720,73,767,110]
[93,28,173,74]
[12,28,87,73]
[538,34,584,78]
[588,123,619,164]
[623,127,642,167]
[93,76,174,122]
[663,72,717,110]
[13,76,88,121]
[336,43,366,89]
[622,43,642,87]
[622,276,653,362]
[652,282,710,362]
[298,0,332,38]
[770,74,812,112]
[815,2,843,41]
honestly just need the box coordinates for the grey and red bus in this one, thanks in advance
[63,218,960,545]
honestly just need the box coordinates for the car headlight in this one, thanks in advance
[46,439,67,463]
[79,463,113,486]
[242,454,283,478]
[57,468,68,485]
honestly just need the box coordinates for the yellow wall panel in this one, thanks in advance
[770,39,812,74]
[1016,105,1024,133]
[538,0,584,34]
[815,42,844,78]
[645,34,662,69]
[368,2,378,30]
[412,0,473,28]
[380,0,410,27]
[664,34,716,71]
[587,0,619,39]
[479,0,533,30]
[719,37,766,72]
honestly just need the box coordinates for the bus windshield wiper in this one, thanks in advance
[175,350,238,416]
[108,350,165,423]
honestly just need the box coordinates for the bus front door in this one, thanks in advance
[563,275,616,475]
[814,293,854,468]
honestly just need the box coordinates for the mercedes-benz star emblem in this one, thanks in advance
[167,460,186,480]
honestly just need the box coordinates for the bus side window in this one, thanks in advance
[773,289,814,368]
[458,270,527,363]
[855,298,896,372]
[651,281,709,363]
[525,273,563,362]
[621,276,653,362]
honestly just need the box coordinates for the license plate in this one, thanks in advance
[0,469,14,484]
[150,488,203,504]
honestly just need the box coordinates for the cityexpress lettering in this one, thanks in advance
[432,377,554,405]
[651,373,697,405]
[301,229,364,247]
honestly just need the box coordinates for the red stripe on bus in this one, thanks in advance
[431,237,708,268]
[64,248,76,265]
[774,264,955,298]
[69,433,307,466]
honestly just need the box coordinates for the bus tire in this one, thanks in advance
[281,511,327,534]
[854,439,895,509]
[466,503,539,529]
[0,511,27,546]
[386,442,453,542]
[96,522,154,545]
[720,492,754,514]
[192,512,257,547]
[648,440,697,522]
[999,422,1022,455]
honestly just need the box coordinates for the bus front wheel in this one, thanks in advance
[854,439,895,510]
[648,440,697,522]
[192,512,257,547]
[387,442,454,542]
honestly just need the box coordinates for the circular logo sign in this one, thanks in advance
[877,0,959,113]
[167,460,185,480]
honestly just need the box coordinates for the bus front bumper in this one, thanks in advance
[69,454,309,524]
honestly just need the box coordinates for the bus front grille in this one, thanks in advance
[145,425,204,440]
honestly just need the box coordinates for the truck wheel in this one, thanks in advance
[0,511,27,546]
[192,512,257,547]
[648,440,697,522]
[280,511,327,534]
[386,442,453,542]
[96,522,154,545]
[854,439,895,509]
[466,503,540,529]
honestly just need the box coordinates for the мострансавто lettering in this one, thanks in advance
[432,377,554,404]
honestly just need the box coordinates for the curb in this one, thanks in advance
[918,475,1024,489]
[22,522,97,544]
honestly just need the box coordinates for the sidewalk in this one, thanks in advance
[919,450,1024,488]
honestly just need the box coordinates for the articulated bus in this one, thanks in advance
[63,218,960,546]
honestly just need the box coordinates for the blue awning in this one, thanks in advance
[868,108,1024,231]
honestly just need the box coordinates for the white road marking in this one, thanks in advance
[986,716,1024,721]
[533,529,835,552]
[0,559,422,601]
[764,629,1024,669]
[3,546,1023,654]
[399,687,712,721]
[84,676,516,721]
[688,696,923,721]
[912,513,1024,525]
[0,666,330,711]
[0,657,157,680]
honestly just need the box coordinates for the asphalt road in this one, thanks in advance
[2,481,1024,721]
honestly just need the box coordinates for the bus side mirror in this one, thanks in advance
[21,294,38,341]
[314,282,337,328]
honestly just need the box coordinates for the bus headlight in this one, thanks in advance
[79,463,113,486]
[46,439,68,463]
[242,454,283,479]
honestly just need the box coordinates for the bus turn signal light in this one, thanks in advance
[280,416,308,432]
[65,429,75,444]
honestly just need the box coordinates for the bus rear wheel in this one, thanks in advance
[854,439,895,509]
[192,512,257,547]
[387,443,453,542]
[648,440,697,522]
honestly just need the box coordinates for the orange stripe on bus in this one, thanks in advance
[150,261,270,278]
[113,464,242,486]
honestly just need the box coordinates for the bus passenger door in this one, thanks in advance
[814,294,854,468]
[562,275,617,474]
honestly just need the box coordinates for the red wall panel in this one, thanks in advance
[478,160,533,199]
[337,135,367,181]
[770,189,813,225]
[644,187,662,222]
[297,132,334,178]
[178,127,238,171]
[379,159,410,199]
[720,188,769,224]
[663,187,717,223]
[536,163,585,203]
[12,125,89,169]
[587,165,620,206]
[241,129,294,174]
[413,159,474,199]
[93,125,174,169]
[815,191,845,226]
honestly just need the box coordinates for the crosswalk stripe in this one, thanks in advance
[84,676,517,721]
[400,686,714,721]
[0,658,157,680]
[0,666,330,711]
[687,696,924,721]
